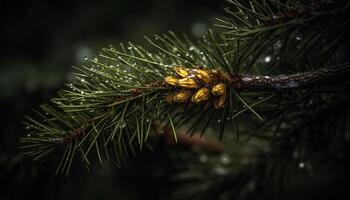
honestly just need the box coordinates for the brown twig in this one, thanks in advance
[238,63,350,90]
[152,121,224,154]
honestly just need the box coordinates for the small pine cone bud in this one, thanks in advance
[165,76,178,86]
[173,90,193,103]
[165,76,199,88]
[173,66,190,77]
[191,87,210,104]
[214,91,228,109]
[211,83,226,96]
[177,77,199,88]
[194,69,212,84]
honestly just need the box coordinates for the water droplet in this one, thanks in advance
[119,121,126,128]
[220,154,230,164]
[199,154,208,163]
[213,165,227,175]
[264,56,271,63]
[191,22,206,38]
[274,40,282,49]
[242,77,253,82]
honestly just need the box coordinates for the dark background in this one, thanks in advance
[0,0,224,199]
[0,0,224,152]
[1,1,350,200]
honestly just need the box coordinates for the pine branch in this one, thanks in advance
[19,0,350,174]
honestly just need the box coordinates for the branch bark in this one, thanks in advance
[238,63,350,90]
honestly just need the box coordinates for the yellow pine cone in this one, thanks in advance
[211,83,226,96]
[173,90,193,103]
[164,76,178,86]
[165,76,199,89]
[173,66,189,77]
[178,77,199,88]
[194,69,212,84]
[191,87,210,104]
[214,91,228,109]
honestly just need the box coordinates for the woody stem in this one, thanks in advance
[238,63,350,90]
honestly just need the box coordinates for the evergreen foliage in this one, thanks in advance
[19,1,350,198]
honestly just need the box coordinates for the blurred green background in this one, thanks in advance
[0,0,225,199]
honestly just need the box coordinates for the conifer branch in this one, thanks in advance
[19,0,350,174]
